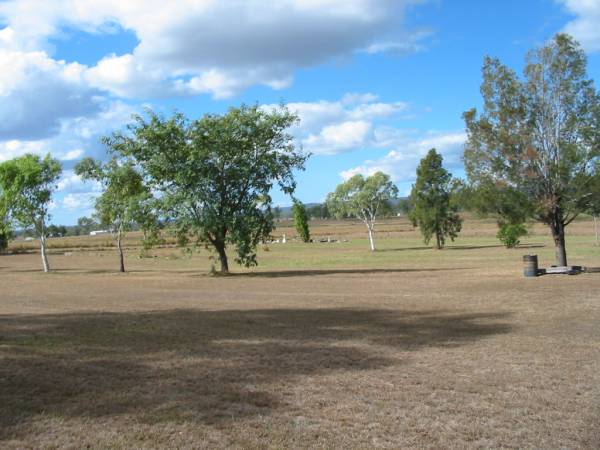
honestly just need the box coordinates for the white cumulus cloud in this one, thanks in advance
[560,0,600,52]
[56,170,102,194]
[0,101,136,163]
[304,121,373,155]
[264,93,410,154]
[60,192,100,211]
[0,0,431,99]
[0,49,102,140]
[339,131,466,183]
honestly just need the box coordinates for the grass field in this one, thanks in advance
[1,218,600,448]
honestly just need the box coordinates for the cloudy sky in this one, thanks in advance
[1,0,599,224]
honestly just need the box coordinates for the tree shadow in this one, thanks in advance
[0,308,513,440]
[225,267,472,278]
[378,243,545,252]
[445,243,545,251]
[376,246,434,252]
[0,268,122,275]
[0,267,473,277]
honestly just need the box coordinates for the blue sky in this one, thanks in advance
[0,0,599,225]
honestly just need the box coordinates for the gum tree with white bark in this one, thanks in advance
[0,154,61,272]
[326,172,398,251]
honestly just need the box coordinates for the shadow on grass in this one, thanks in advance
[0,307,513,440]
[445,243,545,251]
[378,243,545,252]
[224,267,472,278]
[376,246,434,252]
[0,268,123,275]
[0,267,473,277]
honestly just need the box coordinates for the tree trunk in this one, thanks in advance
[594,216,599,245]
[117,228,125,273]
[40,235,49,273]
[550,221,568,266]
[435,232,442,250]
[366,223,375,251]
[215,241,229,274]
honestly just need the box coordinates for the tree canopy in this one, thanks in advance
[0,154,61,271]
[105,104,308,274]
[326,172,398,251]
[463,34,600,266]
[409,149,462,249]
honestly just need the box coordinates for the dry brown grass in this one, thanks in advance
[1,218,600,449]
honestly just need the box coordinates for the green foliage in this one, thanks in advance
[327,172,398,220]
[327,171,398,250]
[292,200,310,243]
[46,224,68,237]
[587,169,600,217]
[46,225,59,236]
[0,154,61,271]
[76,216,99,235]
[104,104,307,273]
[0,229,9,251]
[462,181,532,226]
[133,198,164,253]
[2,155,59,231]
[0,154,61,233]
[75,157,157,271]
[395,198,412,216]
[308,203,330,219]
[0,199,10,251]
[463,34,600,265]
[496,223,528,248]
[409,149,462,249]
[0,218,10,252]
[75,158,154,234]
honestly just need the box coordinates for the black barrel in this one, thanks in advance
[523,255,539,277]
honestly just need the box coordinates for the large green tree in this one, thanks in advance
[105,105,307,274]
[75,157,157,273]
[410,149,462,249]
[464,34,600,266]
[0,154,61,272]
[326,172,398,251]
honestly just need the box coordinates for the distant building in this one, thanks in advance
[89,230,110,236]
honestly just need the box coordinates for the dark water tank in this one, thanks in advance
[523,255,539,277]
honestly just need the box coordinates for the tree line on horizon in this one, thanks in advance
[1,34,599,273]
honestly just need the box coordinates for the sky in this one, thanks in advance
[1,0,600,225]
